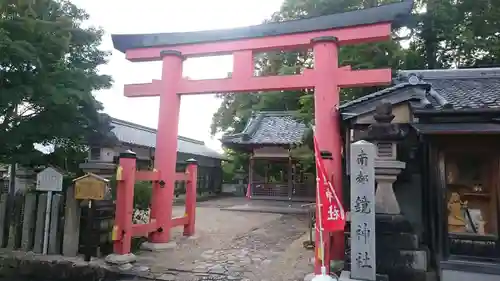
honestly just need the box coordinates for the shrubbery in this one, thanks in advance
[133,181,152,210]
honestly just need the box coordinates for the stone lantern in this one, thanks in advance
[78,146,117,179]
[234,167,247,196]
[364,102,406,215]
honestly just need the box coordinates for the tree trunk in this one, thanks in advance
[422,0,438,69]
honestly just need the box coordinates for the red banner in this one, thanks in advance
[314,136,346,232]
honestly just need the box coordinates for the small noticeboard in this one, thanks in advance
[36,167,64,192]
[73,173,108,201]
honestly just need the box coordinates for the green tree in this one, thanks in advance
[211,0,410,176]
[212,0,500,178]
[0,0,115,165]
[211,0,409,136]
[412,0,500,69]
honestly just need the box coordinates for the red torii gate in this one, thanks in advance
[111,0,412,274]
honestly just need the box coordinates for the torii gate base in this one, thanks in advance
[111,151,198,255]
[110,1,412,273]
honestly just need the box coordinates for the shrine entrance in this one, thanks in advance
[427,135,500,262]
[111,1,412,274]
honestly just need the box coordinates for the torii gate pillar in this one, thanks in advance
[312,36,344,266]
[149,51,183,243]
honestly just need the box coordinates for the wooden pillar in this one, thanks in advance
[113,150,136,255]
[247,157,254,199]
[184,159,198,236]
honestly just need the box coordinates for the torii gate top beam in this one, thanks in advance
[112,1,413,61]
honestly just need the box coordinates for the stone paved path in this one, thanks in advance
[129,198,314,281]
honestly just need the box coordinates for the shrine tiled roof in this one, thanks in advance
[110,118,224,159]
[340,68,500,119]
[112,1,413,53]
[221,111,308,146]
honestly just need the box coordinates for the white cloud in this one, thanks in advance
[70,0,284,152]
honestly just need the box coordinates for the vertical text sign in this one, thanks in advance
[350,140,376,281]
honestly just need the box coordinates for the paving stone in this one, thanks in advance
[119,203,312,281]
[262,259,272,266]
[118,263,134,271]
[133,265,150,272]
[209,264,226,274]
[157,273,176,281]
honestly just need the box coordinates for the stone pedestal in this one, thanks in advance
[375,160,406,215]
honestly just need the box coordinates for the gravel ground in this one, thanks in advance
[131,198,314,281]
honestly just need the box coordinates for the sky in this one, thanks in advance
[71,0,285,152]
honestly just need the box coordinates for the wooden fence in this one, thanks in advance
[0,185,114,257]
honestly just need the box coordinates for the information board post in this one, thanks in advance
[72,173,108,262]
[42,191,52,255]
[85,199,94,262]
[36,167,64,255]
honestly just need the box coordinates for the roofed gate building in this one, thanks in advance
[221,111,314,201]
[340,68,500,281]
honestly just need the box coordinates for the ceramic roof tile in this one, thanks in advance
[425,78,500,109]
[221,112,307,145]
[110,118,224,159]
[340,68,500,114]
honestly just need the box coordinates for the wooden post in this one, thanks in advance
[84,199,94,262]
[21,193,37,251]
[48,194,63,254]
[62,185,81,257]
[247,157,254,199]
[113,150,136,255]
[0,193,8,248]
[183,159,198,236]
[33,193,47,253]
[42,191,53,254]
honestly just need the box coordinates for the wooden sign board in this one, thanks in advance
[74,174,108,201]
[36,167,64,192]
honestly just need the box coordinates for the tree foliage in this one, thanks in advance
[211,0,500,178]
[0,0,115,166]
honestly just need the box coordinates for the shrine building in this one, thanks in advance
[340,67,500,281]
[221,111,315,201]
